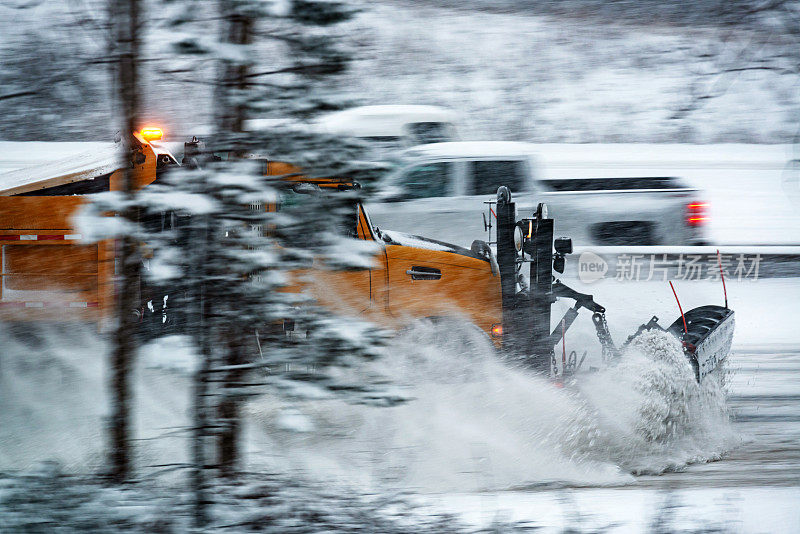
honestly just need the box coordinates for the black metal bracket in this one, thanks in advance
[495,187,555,371]
[495,186,615,372]
[551,280,605,314]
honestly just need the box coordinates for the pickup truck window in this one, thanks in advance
[542,177,684,191]
[470,160,525,195]
[398,162,452,199]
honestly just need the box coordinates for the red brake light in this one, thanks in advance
[686,201,709,226]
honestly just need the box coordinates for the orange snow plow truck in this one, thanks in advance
[0,130,502,336]
[0,130,734,380]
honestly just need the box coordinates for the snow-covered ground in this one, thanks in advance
[2,1,797,144]
[4,326,798,531]
[426,486,800,533]
[2,272,799,530]
[0,326,192,471]
[341,3,800,144]
[424,346,800,532]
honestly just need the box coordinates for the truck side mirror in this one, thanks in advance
[554,237,573,255]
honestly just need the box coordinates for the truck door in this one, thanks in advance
[382,244,500,333]
[311,203,382,319]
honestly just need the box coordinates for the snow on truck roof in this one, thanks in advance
[0,142,119,195]
[316,105,459,137]
[398,141,537,160]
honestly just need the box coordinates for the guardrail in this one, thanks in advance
[564,245,800,280]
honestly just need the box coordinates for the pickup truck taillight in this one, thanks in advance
[686,202,709,226]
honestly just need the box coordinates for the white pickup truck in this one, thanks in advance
[366,142,709,248]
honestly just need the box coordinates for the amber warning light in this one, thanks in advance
[140,127,163,142]
[491,323,503,338]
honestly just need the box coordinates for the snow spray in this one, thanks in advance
[247,321,737,492]
[0,320,736,491]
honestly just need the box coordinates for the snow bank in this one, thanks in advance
[0,325,190,472]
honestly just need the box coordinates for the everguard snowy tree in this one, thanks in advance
[78,0,398,524]
[134,0,398,525]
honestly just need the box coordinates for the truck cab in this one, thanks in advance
[287,185,502,336]
[257,174,500,337]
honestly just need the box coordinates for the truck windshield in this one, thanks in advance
[279,188,358,238]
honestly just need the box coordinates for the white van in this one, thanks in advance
[315,105,460,154]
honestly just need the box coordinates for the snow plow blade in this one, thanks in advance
[492,186,736,383]
[666,305,735,382]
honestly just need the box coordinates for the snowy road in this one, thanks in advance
[411,271,800,531]
[640,348,800,489]
[1,265,798,532]
[1,319,798,532]
[427,348,800,532]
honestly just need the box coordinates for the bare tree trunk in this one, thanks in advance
[219,7,253,134]
[108,0,141,484]
[192,219,212,528]
[216,2,253,477]
[218,336,247,477]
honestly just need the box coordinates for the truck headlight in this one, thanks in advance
[514,225,523,252]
